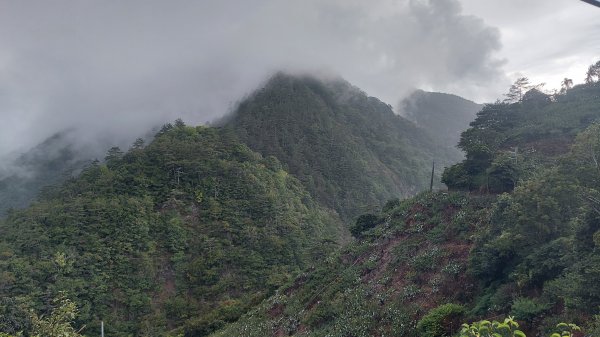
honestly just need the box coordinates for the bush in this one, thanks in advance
[510,297,548,323]
[442,163,471,191]
[350,214,381,237]
[416,303,465,337]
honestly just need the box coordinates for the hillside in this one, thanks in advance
[210,81,600,337]
[401,89,482,152]
[0,123,343,336]
[0,132,91,215]
[443,83,600,193]
[224,74,462,221]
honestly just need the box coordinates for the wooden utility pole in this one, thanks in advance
[430,161,435,191]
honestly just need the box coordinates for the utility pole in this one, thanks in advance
[430,161,435,192]
[101,321,104,337]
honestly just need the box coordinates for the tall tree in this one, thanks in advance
[504,77,531,103]
[560,78,573,94]
[585,60,600,84]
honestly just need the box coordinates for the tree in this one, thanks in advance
[504,77,531,103]
[131,137,145,150]
[104,146,123,168]
[29,294,84,337]
[174,118,186,128]
[585,60,600,84]
[0,294,84,337]
[350,213,380,237]
[560,78,573,94]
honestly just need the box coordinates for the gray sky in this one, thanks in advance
[0,0,598,162]
[460,0,599,89]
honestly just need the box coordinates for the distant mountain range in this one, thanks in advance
[224,74,469,221]
[0,131,92,215]
[0,73,481,336]
[401,89,482,155]
[0,75,477,220]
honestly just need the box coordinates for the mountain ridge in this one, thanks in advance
[224,73,463,221]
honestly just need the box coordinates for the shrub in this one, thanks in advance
[510,297,548,323]
[350,214,381,237]
[416,303,465,337]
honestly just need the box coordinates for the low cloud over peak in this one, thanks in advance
[0,0,506,159]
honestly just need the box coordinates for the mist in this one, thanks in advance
[0,0,507,163]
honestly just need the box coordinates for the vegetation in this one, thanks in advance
[224,73,462,221]
[3,67,600,336]
[400,89,482,154]
[443,73,600,193]
[417,303,465,337]
[460,318,580,337]
[210,192,494,336]
[211,64,600,336]
[0,123,342,336]
[0,132,93,216]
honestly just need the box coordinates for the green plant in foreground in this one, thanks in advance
[460,316,525,337]
[460,317,581,337]
[549,323,581,337]
[1,293,84,337]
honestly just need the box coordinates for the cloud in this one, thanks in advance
[460,0,600,89]
[0,0,505,160]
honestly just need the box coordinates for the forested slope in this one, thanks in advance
[211,81,600,337]
[225,73,461,221]
[0,132,91,215]
[0,123,343,336]
[401,89,482,153]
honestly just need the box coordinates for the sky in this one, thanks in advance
[0,0,598,164]
[460,0,599,91]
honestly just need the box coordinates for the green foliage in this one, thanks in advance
[460,316,526,337]
[442,162,471,190]
[549,323,581,337]
[29,293,84,337]
[350,213,380,237]
[510,298,548,323]
[444,79,600,192]
[460,318,581,337]
[0,123,342,336]
[225,73,461,221]
[215,72,600,337]
[0,132,93,215]
[416,303,465,337]
[211,192,491,337]
[401,90,481,151]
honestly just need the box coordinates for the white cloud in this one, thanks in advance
[460,0,600,90]
[0,0,505,159]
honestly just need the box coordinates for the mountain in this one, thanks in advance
[0,124,343,336]
[0,131,92,215]
[401,89,482,152]
[224,73,463,222]
[210,81,600,337]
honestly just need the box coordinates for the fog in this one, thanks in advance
[0,0,508,163]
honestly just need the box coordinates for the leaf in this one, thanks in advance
[513,330,526,337]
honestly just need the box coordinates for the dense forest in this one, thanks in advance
[401,89,482,154]
[0,132,92,215]
[212,74,600,336]
[2,68,600,337]
[0,124,343,336]
[224,73,462,221]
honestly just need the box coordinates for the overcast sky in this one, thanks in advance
[0,0,598,162]
[460,0,599,90]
